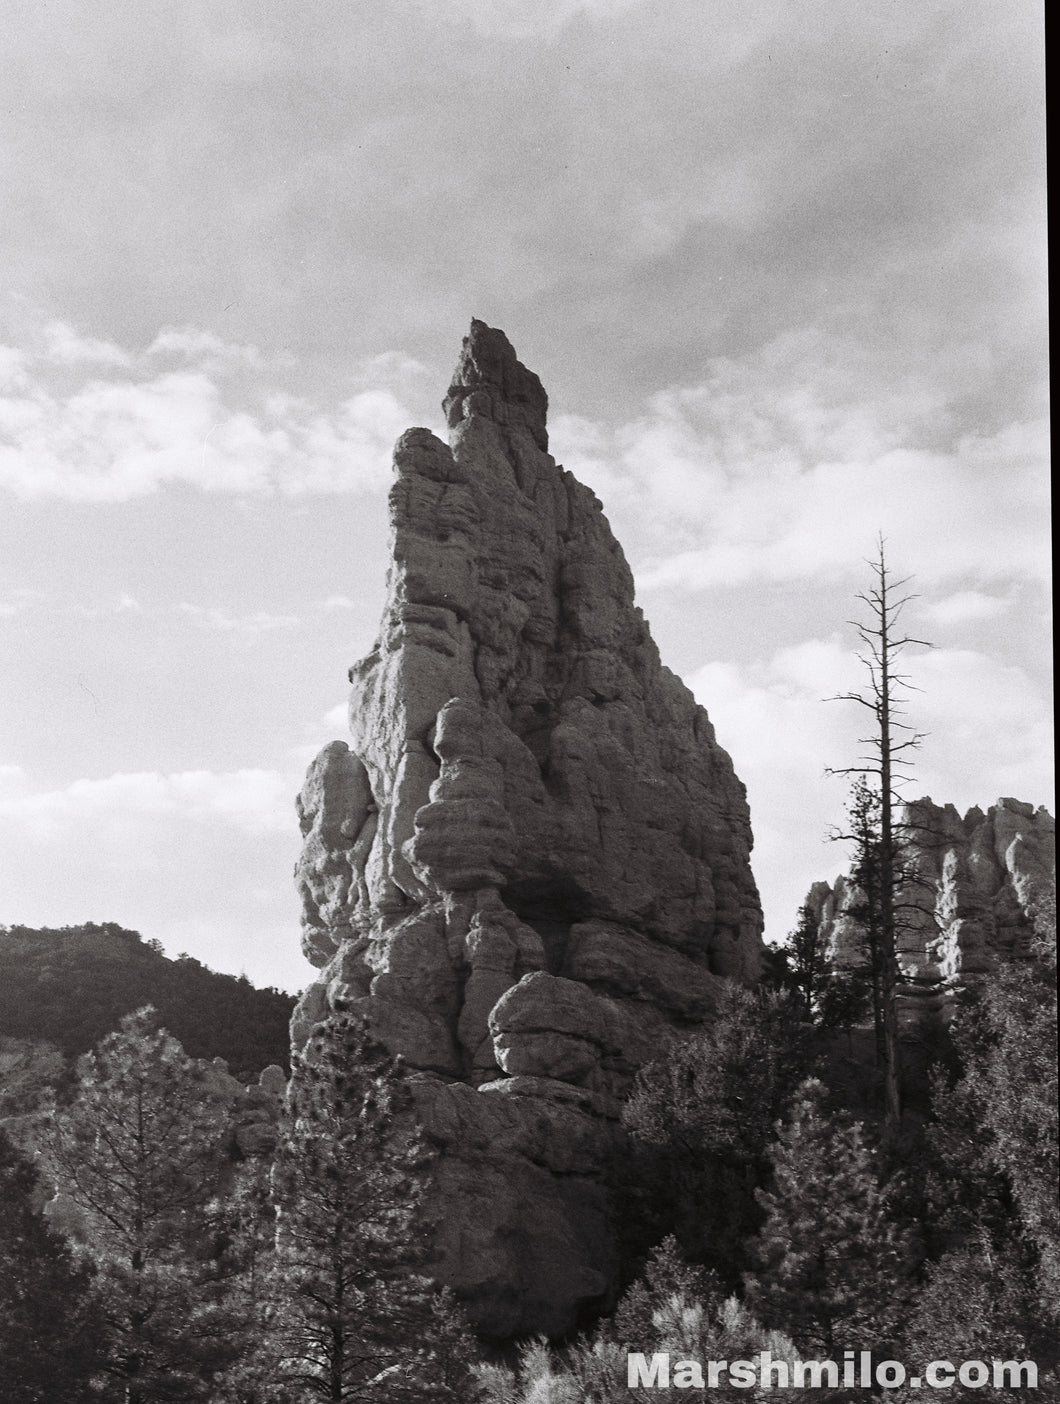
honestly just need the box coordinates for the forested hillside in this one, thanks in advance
[0,923,295,1081]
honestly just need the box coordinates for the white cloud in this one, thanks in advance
[0,312,414,502]
[0,587,44,618]
[40,320,130,368]
[146,326,265,371]
[921,590,1012,628]
[176,603,301,634]
[552,328,1051,594]
[0,767,295,842]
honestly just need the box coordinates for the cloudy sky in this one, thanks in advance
[1,0,1049,993]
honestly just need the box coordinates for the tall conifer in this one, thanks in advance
[262,1015,476,1402]
[745,1078,909,1353]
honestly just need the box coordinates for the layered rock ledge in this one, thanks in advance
[293,321,763,1336]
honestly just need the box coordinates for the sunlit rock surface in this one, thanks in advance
[293,320,763,1336]
[807,797,1055,1026]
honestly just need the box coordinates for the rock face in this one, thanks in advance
[293,321,763,1337]
[807,797,1055,1025]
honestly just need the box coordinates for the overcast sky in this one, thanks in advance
[1,0,1049,993]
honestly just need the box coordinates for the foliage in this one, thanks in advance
[744,1078,912,1353]
[906,947,1060,1384]
[781,902,871,1038]
[40,1007,244,1402]
[260,1015,478,1401]
[0,1126,106,1403]
[618,985,816,1291]
[475,1237,802,1403]
[785,904,831,1019]
[895,1232,1045,1401]
[200,1155,279,1403]
[613,1234,723,1348]
[0,922,294,1081]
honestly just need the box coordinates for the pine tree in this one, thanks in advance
[41,1007,240,1402]
[262,1015,477,1402]
[786,904,830,1021]
[0,1126,106,1403]
[744,1078,910,1353]
[619,986,816,1291]
[911,942,1060,1380]
[202,1155,279,1403]
[842,776,887,1065]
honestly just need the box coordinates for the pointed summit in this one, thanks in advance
[443,319,549,451]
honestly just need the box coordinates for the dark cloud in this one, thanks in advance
[2,0,1043,422]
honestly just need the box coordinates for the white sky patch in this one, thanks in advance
[0,765,311,991]
[914,648,1055,812]
[318,595,359,611]
[0,587,45,617]
[72,593,149,620]
[444,0,644,40]
[0,763,28,792]
[683,634,1053,944]
[176,603,301,634]
[322,701,349,731]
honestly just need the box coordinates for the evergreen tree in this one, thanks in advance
[908,944,1060,1382]
[202,1156,279,1403]
[782,903,870,1040]
[619,986,816,1291]
[41,1007,240,1402]
[0,1127,106,1403]
[262,1015,476,1402]
[744,1078,910,1353]
[786,904,831,1020]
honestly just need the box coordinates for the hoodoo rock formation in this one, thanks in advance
[293,321,763,1337]
[806,797,1055,1025]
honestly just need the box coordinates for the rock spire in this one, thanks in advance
[293,321,763,1335]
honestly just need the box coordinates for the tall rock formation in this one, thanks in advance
[806,797,1055,1025]
[293,321,763,1337]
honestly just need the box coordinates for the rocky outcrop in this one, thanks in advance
[807,797,1055,1025]
[293,321,762,1337]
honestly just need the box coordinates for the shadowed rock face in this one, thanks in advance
[293,321,763,1337]
[807,797,1055,1026]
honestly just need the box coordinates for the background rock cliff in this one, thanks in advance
[805,796,1055,1027]
[292,321,763,1337]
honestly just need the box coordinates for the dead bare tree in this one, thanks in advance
[828,536,931,1130]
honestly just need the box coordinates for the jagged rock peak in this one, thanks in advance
[806,796,1055,1025]
[443,319,549,452]
[292,322,763,1338]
